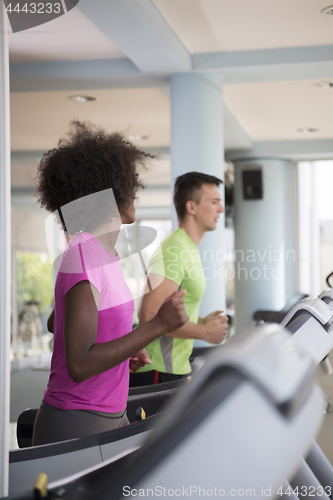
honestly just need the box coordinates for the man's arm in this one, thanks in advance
[140,274,228,344]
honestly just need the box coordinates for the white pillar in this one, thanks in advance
[170,73,225,346]
[234,158,296,333]
[0,2,11,495]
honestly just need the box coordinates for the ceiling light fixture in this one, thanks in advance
[129,135,150,141]
[313,82,333,89]
[68,95,99,103]
[296,128,319,134]
[322,5,333,16]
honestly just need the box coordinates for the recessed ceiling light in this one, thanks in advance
[313,82,333,89]
[68,95,99,103]
[296,128,319,134]
[129,135,150,141]
[322,5,333,16]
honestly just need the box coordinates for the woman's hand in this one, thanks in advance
[154,290,189,334]
[129,349,151,373]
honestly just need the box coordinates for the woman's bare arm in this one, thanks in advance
[64,280,188,383]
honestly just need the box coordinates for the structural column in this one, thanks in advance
[0,2,11,496]
[170,73,225,346]
[233,158,296,333]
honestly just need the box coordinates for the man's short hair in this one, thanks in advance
[173,172,223,221]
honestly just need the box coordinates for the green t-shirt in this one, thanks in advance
[140,228,206,375]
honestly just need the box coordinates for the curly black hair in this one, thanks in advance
[35,121,154,233]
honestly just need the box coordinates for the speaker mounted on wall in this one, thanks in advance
[242,166,263,200]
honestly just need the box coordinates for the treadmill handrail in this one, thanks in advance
[137,324,316,447]
[128,378,188,396]
[281,297,333,332]
[10,415,158,464]
[326,271,333,288]
[319,289,333,303]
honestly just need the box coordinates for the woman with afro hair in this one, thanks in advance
[32,121,188,445]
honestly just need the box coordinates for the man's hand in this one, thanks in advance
[204,315,229,344]
[139,274,223,341]
[200,310,224,325]
[129,349,152,373]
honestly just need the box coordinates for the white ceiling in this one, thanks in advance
[10,88,170,150]
[7,0,333,190]
[8,6,125,62]
[224,79,333,141]
[152,0,333,53]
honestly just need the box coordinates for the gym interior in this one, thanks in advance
[1,1,333,498]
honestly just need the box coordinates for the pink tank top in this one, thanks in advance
[43,232,134,413]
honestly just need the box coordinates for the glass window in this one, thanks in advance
[298,159,333,295]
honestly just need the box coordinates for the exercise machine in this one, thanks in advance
[9,380,187,496]
[3,325,324,500]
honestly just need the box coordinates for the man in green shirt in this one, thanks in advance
[131,172,228,385]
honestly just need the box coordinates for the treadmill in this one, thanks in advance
[16,377,189,448]
[2,325,325,500]
[9,379,188,496]
[319,288,333,308]
[271,294,333,497]
[11,297,333,499]
[280,296,333,364]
